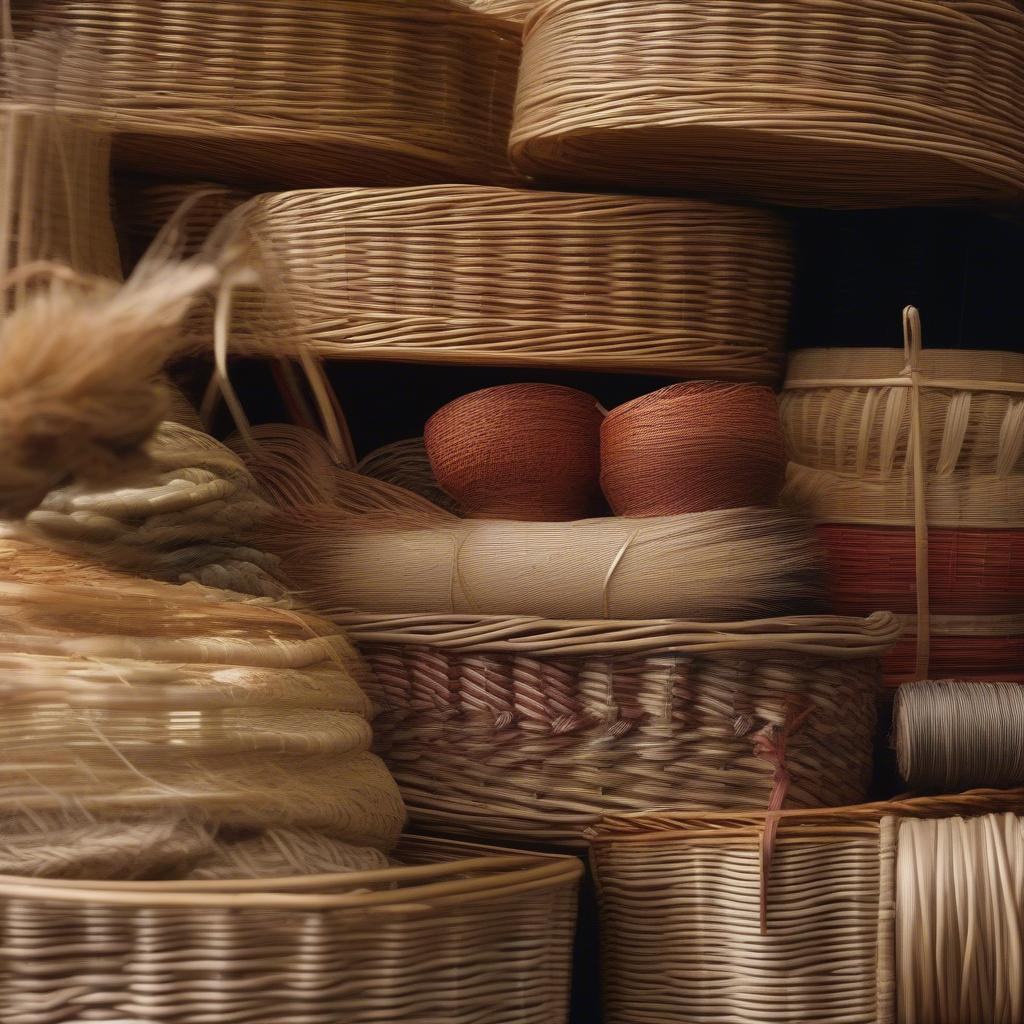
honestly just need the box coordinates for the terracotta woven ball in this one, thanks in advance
[424,384,603,520]
[601,382,786,516]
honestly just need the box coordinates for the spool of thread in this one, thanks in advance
[601,382,786,516]
[424,383,603,521]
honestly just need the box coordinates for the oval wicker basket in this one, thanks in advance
[0,835,581,1024]
[339,611,900,845]
[510,0,1024,206]
[233,185,793,380]
[590,789,1024,1024]
[14,0,522,189]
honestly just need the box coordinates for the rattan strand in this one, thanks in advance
[231,185,793,379]
[511,0,1024,206]
[895,681,1024,791]
[0,835,580,1024]
[590,790,1024,1024]
[14,0,522,188]
[356,438,460,514]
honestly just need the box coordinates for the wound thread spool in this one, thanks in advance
[600,382,786,517]
[424,383,603,521]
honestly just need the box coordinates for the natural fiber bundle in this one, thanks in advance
[190,829,391,880]
[0,836,581,1024]
[781,348,1024,478]
[230,185,793,380]
[457,0,537,22]
[897,815,1024,1024]
[819,525,1024,616]
[783,461,1024,528]
[601,383,786,516]
[895,680,1024,792]
[590,790,1024,1024]
[13,0,522,189]
[424,384,603,520]
[884,632,1024,687]
[356,438,460,514]
[1,422,287,596]
[510,0,1024,206]
[1,37,121,316]
[116,177,252,266]
[0,571,405,847]
[348,611,895,843]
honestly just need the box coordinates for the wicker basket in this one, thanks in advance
[510,0,1024,206]
[13,0,522,189]
[590,789,1024,1024]
[0,835,581,1024]
[230,185,793,379]
[340,611,900,845]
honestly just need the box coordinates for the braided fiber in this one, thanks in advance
[895,681,1024,792]
[601,383,786,517]
[424,384,603,520]
[0,837,580,1024]
[511,0,1024,206]
[13,0,522,188]
[233,185,793,380]
[590,791,1024,1024]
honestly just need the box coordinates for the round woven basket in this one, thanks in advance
[601,383,786,516]
[819,524,1024,616]
[13,0,522,189]
[510,0,1024,206]
[232,185,793,380]
[339,611,899,845]
[425,384,603,520]
[589,789,1024,1024]
[0,835,581,1024]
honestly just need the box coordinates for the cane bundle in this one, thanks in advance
[895,680,1024,792]
[510,0,1024,206]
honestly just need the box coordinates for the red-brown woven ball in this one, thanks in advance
[600,382,786,516]
[424,383,604,520]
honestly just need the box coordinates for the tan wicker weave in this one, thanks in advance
[339,611,899,845]
[232,185,793,380]
[13,0,522,189]
[510,0,1024,206]
[590,789,1024,1024]
[0,835,580,1024]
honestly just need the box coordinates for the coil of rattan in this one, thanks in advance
[231,185,793,380]
[425,384,603,520]
[13,0,522,189]
[0,835,581,1024]
[510,0,1024,207]
[590,789,1024,1024]
[601,382,786,516]
[895,680,1024,792]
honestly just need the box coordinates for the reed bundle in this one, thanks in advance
[601,383,786,516]
[590,790,1024,1024]
[424,384,604,520]
[243,426,827,620]
[230,185,793,380]
[13,0,522,189]
[344,611,895,844]
[510,0,1024,206]
[884,625,1024,687]
[895,680,1024,792]
[0,836,581,1024]
[2,422,286,596]
[819,525,1024,616]
[0,564,405,846]
[356,438,460,514]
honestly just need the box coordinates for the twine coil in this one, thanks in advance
[424,384,603,521]
[601,382,786,517]
[895,681,1024,792]
[510,0,1024,206]
[14,0,522,188]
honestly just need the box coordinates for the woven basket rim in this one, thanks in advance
[785,346,1024,386]
[0,835,581,910]
[589,787,1024,842]
[338,610,900,657]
